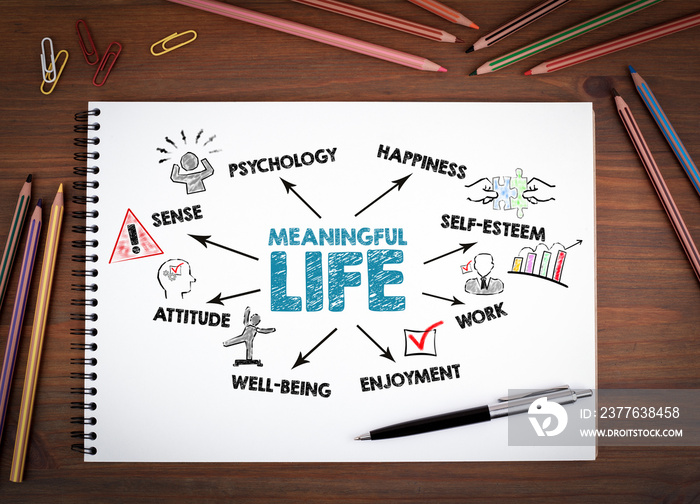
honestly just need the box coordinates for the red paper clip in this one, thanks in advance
[76,19,99,65]
[92,41,122,87]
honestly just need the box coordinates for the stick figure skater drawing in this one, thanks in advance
[223,306,275,367]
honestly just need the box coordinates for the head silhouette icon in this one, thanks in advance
[158,259,196,299]
[473,253,494,278]
[180,152,200,172]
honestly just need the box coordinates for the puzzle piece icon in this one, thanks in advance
[510,168,528,219]
[492,176,515,210]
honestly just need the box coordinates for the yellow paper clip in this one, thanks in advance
[40,49,69,95]
[41,37,56,83]
[150,30,197,56]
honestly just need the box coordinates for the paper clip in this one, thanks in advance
[76,19,99,65]
[40,49,69,95]
[92,41,122,87]
[41,37,56,83]
[150,30,197,56]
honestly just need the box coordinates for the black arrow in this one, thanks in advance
[280,178,322,219]
[292,328,337,369]
[207,289,261,305]
[356,325,395,362]
[355,174,412,217]
[189,234,259,261]
[421,292,464,306]
[565,239,583,250]
[424,242,477,265]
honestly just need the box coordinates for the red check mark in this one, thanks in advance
[171,262,184,274]
[409,321,443,350]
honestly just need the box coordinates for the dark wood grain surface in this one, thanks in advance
[1,0,699,502]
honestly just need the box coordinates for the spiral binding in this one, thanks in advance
[70,108,101,456]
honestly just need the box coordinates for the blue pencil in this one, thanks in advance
[629,66,700,198]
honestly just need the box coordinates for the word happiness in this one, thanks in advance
[229,147,337,177]
[377,144,467,179]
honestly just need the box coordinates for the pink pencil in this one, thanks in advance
[526,12,700,75]
[613,89,700,284]
[406,0,478,29]
[165,0,447,72]
[292,0,463,43]
[0,200,42,443]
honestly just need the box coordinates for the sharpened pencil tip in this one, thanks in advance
[612,88,620,97]
[455,38,465,44]
[628,65,637,74]
[26,174,33,182]
[438,67,447,73]
[58,183,64,192]
[524,70,532,76]
[465,45,474,53]
[469,22,479,30]
[37,198,43,208]
[469,70,477,76]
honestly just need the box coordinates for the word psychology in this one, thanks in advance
[455,302,508,329]
[441,214,545,241]
[377,144,467,179]
[152,204,204,227]
[229,148,338,177]
[153,307,231,327]
[271,250,405,312]
[231,375,331,398]
[360,363,461,392]
[269,227,407,247]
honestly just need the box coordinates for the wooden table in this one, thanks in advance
[1,0,699,501]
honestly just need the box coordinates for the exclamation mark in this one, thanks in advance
[127,224,141,254]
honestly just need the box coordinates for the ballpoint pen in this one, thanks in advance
[355,385,592,440]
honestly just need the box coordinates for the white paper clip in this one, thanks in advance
[41,37,56,83]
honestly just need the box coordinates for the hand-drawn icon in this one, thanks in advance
[157,258,196,299]
[109,209,164,264]
[404,321,442,357]
[509,240,581,288]
[464,253,504,295]
[223,306,276,367]
[465,169,555,219]
[171,151,214,194]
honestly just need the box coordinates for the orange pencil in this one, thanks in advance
[406,0,478,29]
[10,185,64,483]
[613,90,700,283]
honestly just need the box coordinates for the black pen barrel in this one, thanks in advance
[369,405,492,440]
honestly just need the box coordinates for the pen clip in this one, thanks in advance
[150,30,197,56]
[41,37,56,83]
[76,19,99,65]
[497,385,571,402]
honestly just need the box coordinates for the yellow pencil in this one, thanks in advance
[10,184,64,483]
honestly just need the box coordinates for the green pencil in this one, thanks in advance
[0,175,32,312]
[470,0,663,75]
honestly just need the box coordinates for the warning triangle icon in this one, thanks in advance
[109,209,164,264]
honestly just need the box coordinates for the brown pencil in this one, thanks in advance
[0,175,32,312]
[613,89,700,283]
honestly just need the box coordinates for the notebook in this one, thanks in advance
[71,101,596,462]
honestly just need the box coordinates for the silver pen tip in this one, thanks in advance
[354,433,371,441]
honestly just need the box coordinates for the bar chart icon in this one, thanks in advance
[509,243,571,287]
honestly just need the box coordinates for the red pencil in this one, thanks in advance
[406,0,478,29]
[613,89,700,283]
[526,12,700,75]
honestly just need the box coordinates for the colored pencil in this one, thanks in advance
[292,0,463,43]
[406,0,478,29]
[466,0,572,53]
[0,200,42,444]
[526,12,700,75]
[165,0,447,72]
[470,0,663,75]
[629,63,700,197]
[613,89,700,284]
[10,185,63,483]
[0,175,32,313]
